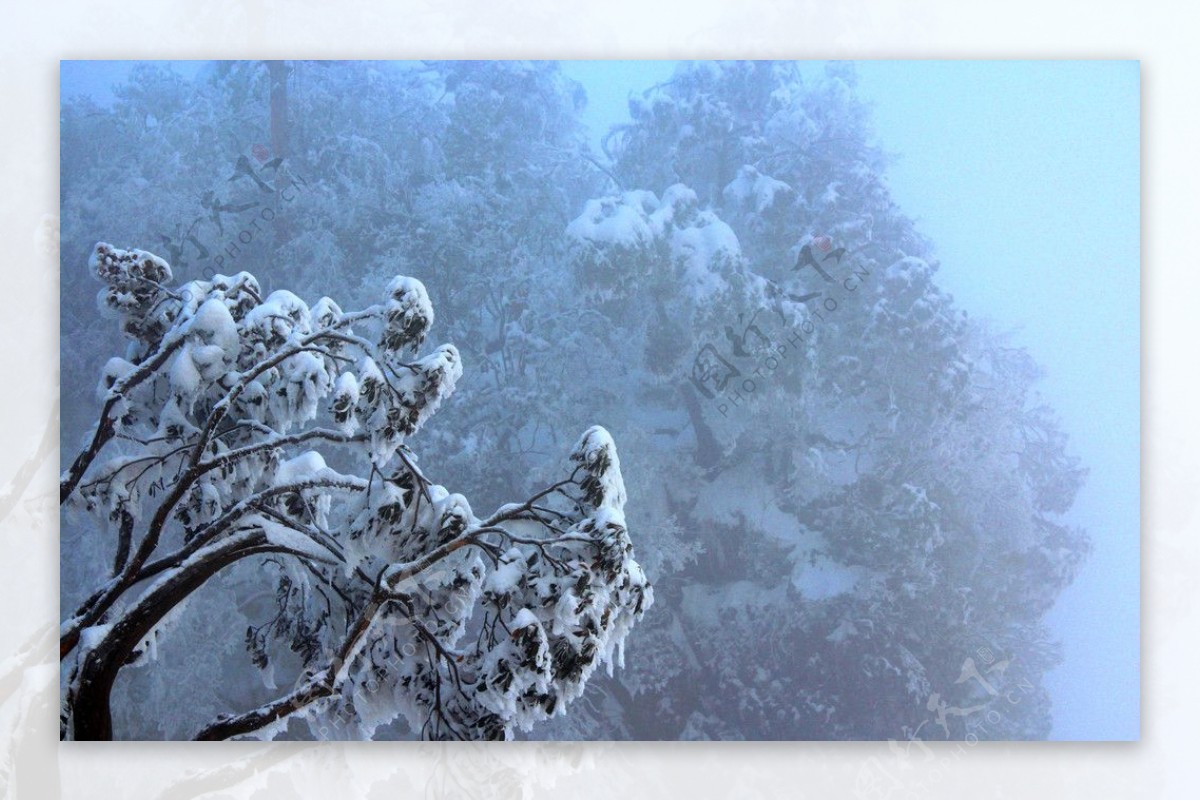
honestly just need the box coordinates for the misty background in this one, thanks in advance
[558,59,1139,740]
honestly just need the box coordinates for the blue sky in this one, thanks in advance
[62,59,1140,740]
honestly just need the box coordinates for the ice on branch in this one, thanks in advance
[61,243,651,742]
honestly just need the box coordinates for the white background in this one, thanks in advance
[1,0,1193,796]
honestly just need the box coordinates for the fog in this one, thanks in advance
[853,61,1140,740]
[563,59,1140,739]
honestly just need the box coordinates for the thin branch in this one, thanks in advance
[60,336,186,504]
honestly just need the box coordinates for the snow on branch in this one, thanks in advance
[60,243,652,741]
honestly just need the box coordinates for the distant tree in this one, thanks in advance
[60,243,651,740]
[59,61,607,511]
[569,60,1090,740]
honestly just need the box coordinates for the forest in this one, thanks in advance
[58,60,1090,741]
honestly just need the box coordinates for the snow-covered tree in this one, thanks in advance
[60,243,651,740]
[60,59,1091,742]
[561,61,1090,740]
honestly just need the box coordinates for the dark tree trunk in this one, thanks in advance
[265,61,292,255]
[69,537,280,740]
[680,382,721,471]
[266,61,289,160]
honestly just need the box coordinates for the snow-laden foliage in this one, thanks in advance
[61,60,1090,742]
[60,243,651,740]
[555,60,1090,740]
[567,184,744,303]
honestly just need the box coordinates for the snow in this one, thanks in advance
[259,516,337,561]
[168,345,202,402]
[125,594,193,668]
[331,371,360,434]
[270,351,333,431]
[96,357,135,400]
[688,461,865,601]
[189,344,229,382]
[683,579,790,617]
[398,344,462,438]
[274,451,340,486]
[691,464,797,535]
[78,624,114,654]
[589,504,628,535]
[426,343,462,392]
[88,242,172,285]
[354,358,382,386]
[187,298,240,356]
[334,371,359,403]
[826,618,858,644]
[567,184,740,300]
[511,608,540,630]
[244,290,312,341]
[434,491,472,529]
[666,210,740,298]
[310,296,343,329]
[153,397,198,440]
[793,555,865,601]
[484,548,526,596]
[565,192,657,249]
[383,275,434,345]
[572,425,627,510]
[723,165,792,213]
[884,257,934,293]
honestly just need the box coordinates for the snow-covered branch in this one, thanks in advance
[60,244,651,741]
